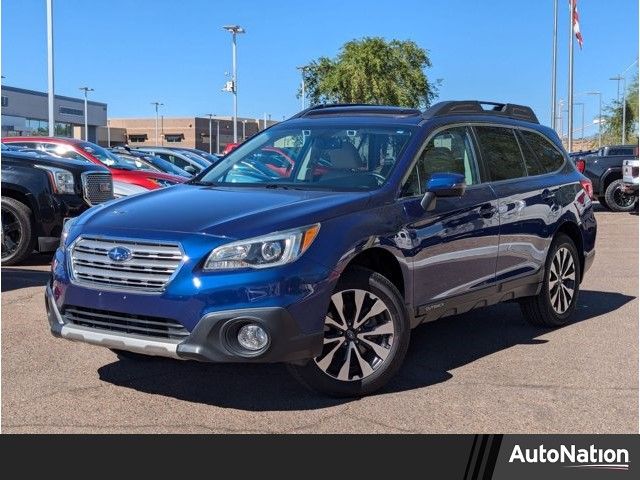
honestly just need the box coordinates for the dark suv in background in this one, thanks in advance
[47,101,596,397]
[2,146,113,265]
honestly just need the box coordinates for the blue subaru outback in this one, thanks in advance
[47,101,596,397]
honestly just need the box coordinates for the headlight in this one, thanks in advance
[148,178,176,188]
[60,217,76,248]
[203,224,320,271]
[35,165,75,194]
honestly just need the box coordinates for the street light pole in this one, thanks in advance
[574,102,584,144]
[79,86,94,141]
[621,76,627,144]
[223,25,245,143]
[151,102,163,145]
[567,2,575,153]
[586,91,602,149]
[551,0,558,129]
[206,113,213,154]
[296,65,309,110]
[216,119,220,154]
[46,0,55,136]
[242,119,246,140]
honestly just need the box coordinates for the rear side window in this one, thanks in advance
[519,130,564,173]
[516,131,545,176]
[474,126,526,181]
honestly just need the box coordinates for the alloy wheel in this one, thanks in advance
[549,246,576,314]
[1,207,23,261]
[314,289,394,381]
[612,186,635,209]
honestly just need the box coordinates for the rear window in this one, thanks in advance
[519,130,564,173]
[474,126,526,181]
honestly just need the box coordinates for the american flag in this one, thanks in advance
[570,0,584,49]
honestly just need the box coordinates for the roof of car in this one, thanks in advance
[287,101,540,126]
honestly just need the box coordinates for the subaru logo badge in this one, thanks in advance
[107,246,132,262]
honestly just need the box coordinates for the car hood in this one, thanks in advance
[76,184,372,239]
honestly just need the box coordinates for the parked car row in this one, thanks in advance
[570,144,638,211]
[0,136,229,264]
[1,144,114,265]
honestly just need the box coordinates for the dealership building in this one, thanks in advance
[0,85,114,143]
[109,116,278,152]
[1,85,276,150]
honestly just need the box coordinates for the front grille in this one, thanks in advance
[82,172,113,205]
[63,305,189,340]
[70,236,183,292]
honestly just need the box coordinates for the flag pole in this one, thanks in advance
[551,0,558,130]
[567,0,574,152]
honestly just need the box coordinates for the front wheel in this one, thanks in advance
[520,233,581,327]
[1,197,34,266]
[604,179,637,212]
[288,267,410,397]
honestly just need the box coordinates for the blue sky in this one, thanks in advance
[1,0,638,134]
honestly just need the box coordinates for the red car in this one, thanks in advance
[222,142,240,155]
[2,137,185,190]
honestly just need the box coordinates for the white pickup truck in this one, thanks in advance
[622,157,639,200]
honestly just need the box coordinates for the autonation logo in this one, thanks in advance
[509,444,630,471]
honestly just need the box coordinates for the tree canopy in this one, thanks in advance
[301,37,436,109]
[603,74,638,145]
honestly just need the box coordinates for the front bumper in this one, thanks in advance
[46,283,325,364]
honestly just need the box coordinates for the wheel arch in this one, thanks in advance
[339,246,408,302]
[554,220,585,282]
[1,186,36,217]
[600,168,622,193]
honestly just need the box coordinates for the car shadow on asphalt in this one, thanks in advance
[1,254,53,293]
[97,289,635,411]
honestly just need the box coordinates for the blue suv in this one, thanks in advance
[46,101,596,397]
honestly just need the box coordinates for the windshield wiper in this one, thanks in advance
[188,179,216,186]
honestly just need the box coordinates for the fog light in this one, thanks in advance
[237,324,269,351]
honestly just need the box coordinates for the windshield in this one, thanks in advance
[79,142,136,170]
[113,153,161,172]
[145,155,191,177]
[179,150,211,167]
[195,125,414,190]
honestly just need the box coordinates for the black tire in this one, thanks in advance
[1,196,34,266]
[520,233,581,327]
[288,266,410,397]
[603,179,637,212]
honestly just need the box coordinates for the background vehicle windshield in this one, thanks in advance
[197,125,414,190]
[79,142,136,170]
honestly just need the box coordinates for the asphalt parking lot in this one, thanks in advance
[1,206,637,433]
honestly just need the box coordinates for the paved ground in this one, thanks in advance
[2,206,637,433]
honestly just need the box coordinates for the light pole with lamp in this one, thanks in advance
[206,113,214,154]
[296,65,309,110]
[223,25,245,143]
[79,86,94,141]
[151,102,163,146]
[586,91,602,149]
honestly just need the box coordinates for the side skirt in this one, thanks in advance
[413,272,544,326]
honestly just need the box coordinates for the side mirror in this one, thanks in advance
[184,165,197,175]
[420,172,466,210]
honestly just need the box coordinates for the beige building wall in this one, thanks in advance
[109,116,276,152]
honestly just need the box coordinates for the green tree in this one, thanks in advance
[603,74,638,145]
[301,37,437,109]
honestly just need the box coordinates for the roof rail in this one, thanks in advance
[290,103,422,119]
[423,101,539,124]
